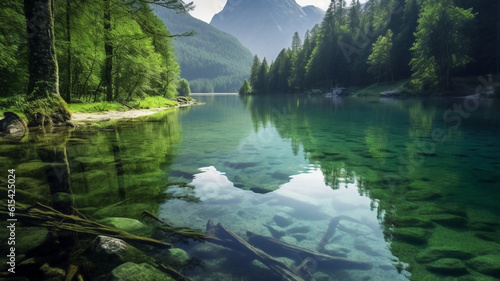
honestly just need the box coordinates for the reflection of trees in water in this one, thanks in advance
[241,96,401,190]
[66,110,186,219]
[242,96,479,279]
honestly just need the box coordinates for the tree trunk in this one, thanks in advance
[104,0,113,101]
[497,0,500,75]
[24,0,59,98]
[65,0,72,103]
[24,0,71,126]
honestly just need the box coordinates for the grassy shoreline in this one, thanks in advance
[0,96,194,122]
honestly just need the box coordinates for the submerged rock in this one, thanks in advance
[271,171,289,180]
[264,224,286,239]
[392,228,431,244]
[40,263,66,281]
[392,216,434,228]
[474,232,500,243]
[273,213,293,228]
[416,246,475,263]
[324,244,349,258]
[467,255,500,277]
[427,214,468,228]
[286,224,311,235]
[165,248,190,268]
[111,262,174,281]
[224,161,258,169]
[16,227,50,254]
[98,217,150,236]
[426,258,468,275]
[467,222,496,232]
[88,235,151,274]
[406,190,441,201]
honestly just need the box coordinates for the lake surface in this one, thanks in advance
[1,94,500,281]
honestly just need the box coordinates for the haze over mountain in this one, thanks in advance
[154,7,253,93]
[210,0,324,61]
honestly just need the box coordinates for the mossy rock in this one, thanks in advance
[467,255,500,277]
[406,190,441,201]
[15,227,50,254]
[417,205,467,217]
[24,95,71,127]
[165,248,190,268]
[416,246,475,263]
[92,203,155,219]
[98,217,151,236]
[392,227,431,245]
[474,232,500,243]
[273,213,293,228]
[427,214,468,228]
[88,236,153,276]
[392,216,434,228]
[71,156,114,171]
[467,222,496,232]
[111,262,174,281]
[426,258,468,276]
[15,161,53,178]
[15,177,44,189]
[71,169,113,184]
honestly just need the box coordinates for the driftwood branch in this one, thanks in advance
[1,202,171,249]
[247,231,372,271]
[205,221,305,281]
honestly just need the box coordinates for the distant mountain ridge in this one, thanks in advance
[210,0,324,60]
[154,7,253,93]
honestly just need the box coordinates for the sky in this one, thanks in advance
[189,0,368,23]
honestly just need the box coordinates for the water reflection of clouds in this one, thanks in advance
[161,165,409,280]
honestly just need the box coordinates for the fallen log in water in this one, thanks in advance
[247,231,372,271]
[1,202,172,249]
[205,220,306,281]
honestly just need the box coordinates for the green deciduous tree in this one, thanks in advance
[410,0,475,89]
[177,78,191,96]
[368,29,393,82]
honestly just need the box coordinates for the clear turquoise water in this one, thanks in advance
[1,94,499,280]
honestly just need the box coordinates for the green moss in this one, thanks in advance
[0,96,29,123]
[15,161,53,178]
[23,95,71,126]
[416,246,475,263]
[349,79,411,97]
[467,255,500,277]
[68,101,125,113]
[129,96,178,109]
[392,227,432,244]
[426,258,468,276]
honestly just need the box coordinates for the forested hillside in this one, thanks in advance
[154,8,254,93]
[242,0,499,95]
[0,0,186,102]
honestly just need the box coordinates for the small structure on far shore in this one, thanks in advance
[380,89,400,97]
[325,87,347,97]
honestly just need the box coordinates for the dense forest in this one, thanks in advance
[241,0,500,95]
[155,8,254,93]
[0,0,189,105]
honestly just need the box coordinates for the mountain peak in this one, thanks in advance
[211,0,324,60]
